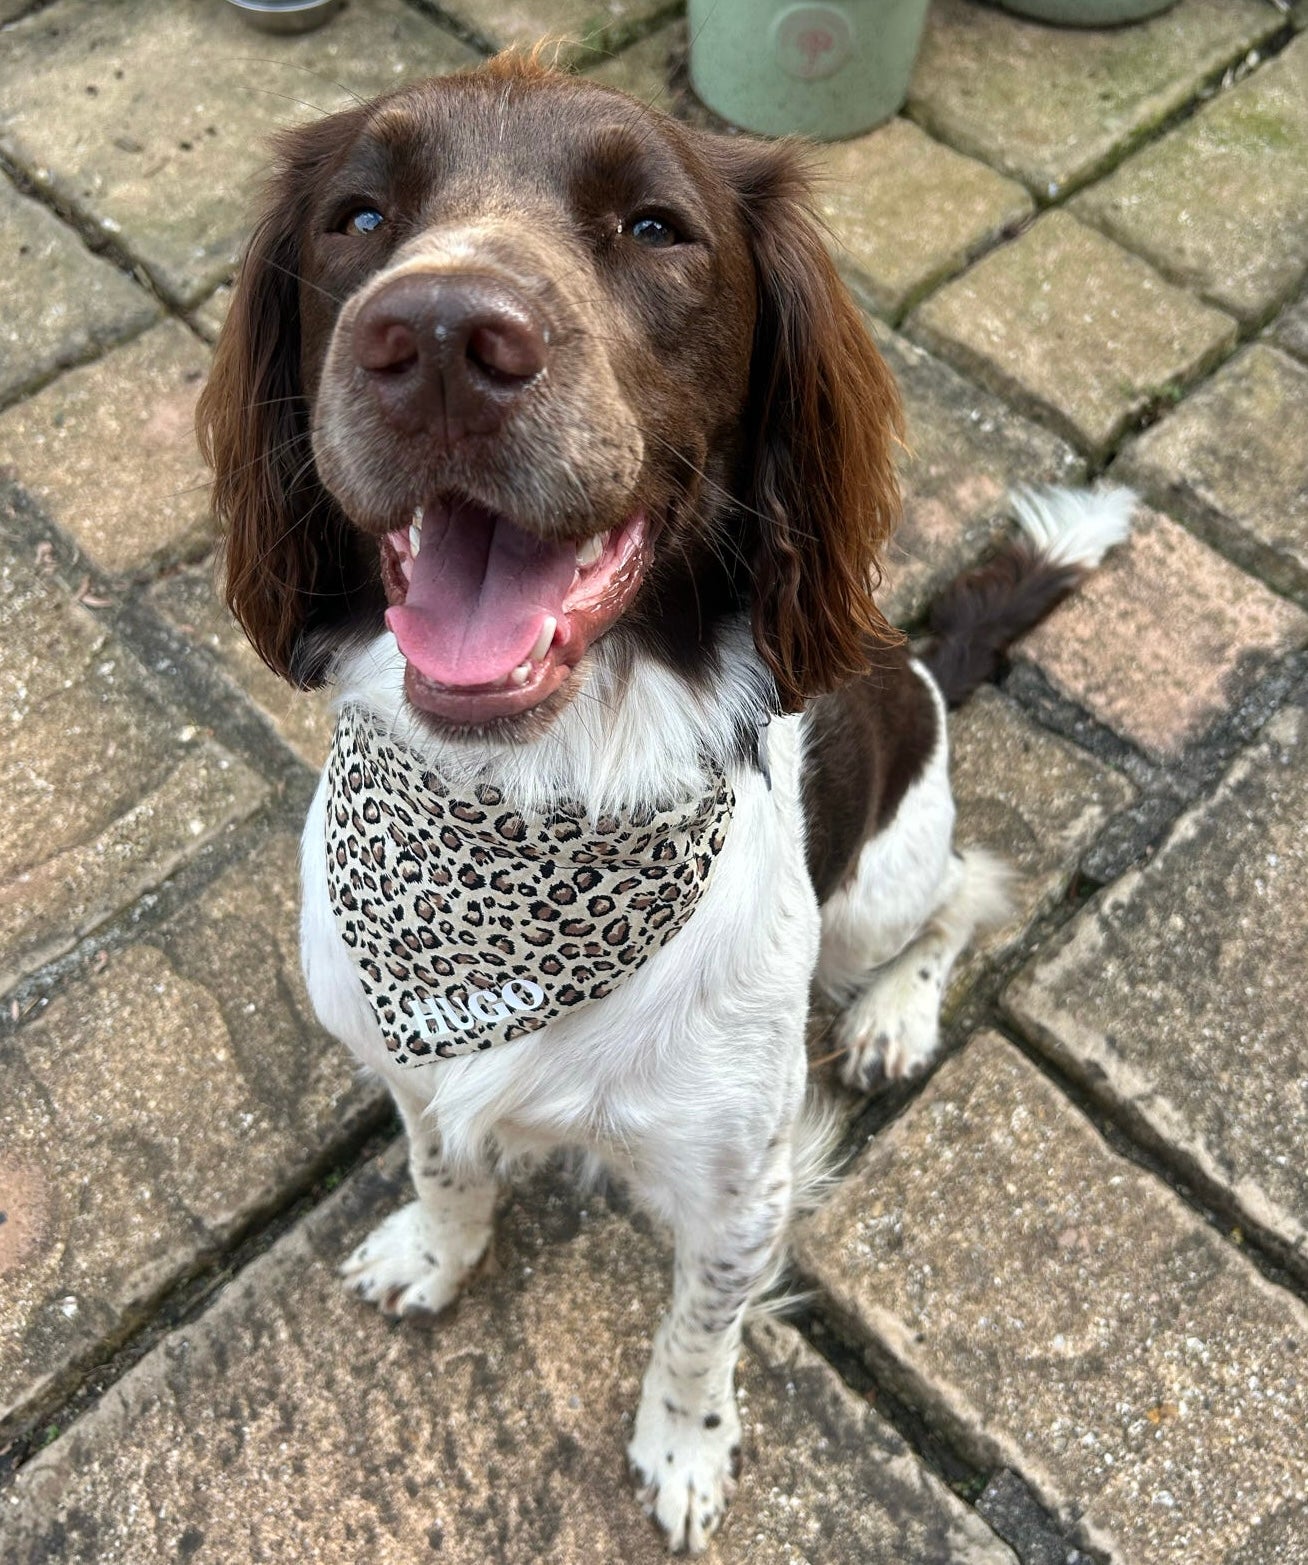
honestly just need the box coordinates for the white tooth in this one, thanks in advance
[530,616,556,662]
[412,505,424,525]
[399,556,413,582]
[510,663,530,686]
[576,534,604,569]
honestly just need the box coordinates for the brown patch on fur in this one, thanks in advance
[711,139,905,713]
[802,647,938,903]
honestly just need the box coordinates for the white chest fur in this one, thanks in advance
[299,629,819,1178]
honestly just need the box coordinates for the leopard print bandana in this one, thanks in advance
[325,706,734,1065]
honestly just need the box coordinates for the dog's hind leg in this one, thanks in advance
[340,1084,498,1319]
[829,846,1010,1092]
[815,670,1010,1092]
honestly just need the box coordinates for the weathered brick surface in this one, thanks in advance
[0,0,478,306]
[946,686,1134,996]
[150,565,335,769]
[876,331,1082,626]
[1272,289,1308,362]
[1074,36,1308,326]
[1006,702,1308,1271]
[1017,506,1308,762]
[1116,344,1308,603]
[795,1032,1308,1564]
[0,1146,1016,1564]
[586,17,682,98]
[0,530,266,995]
[0,833,383,1436]
[0,320,214,577]
[907,0,1279,197]
[909,211,1238,458]
[818,119,1033,323]
[0,176,157,406]
[445,0,674,57]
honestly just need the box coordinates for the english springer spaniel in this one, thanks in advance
[197,54,1129,1552]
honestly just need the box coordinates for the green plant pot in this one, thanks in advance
[687,0,932,141]
[995,0,1178,23]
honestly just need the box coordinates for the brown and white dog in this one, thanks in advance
[198,55,1129,1552]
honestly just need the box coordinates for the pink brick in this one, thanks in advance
[1017,507,1308,761]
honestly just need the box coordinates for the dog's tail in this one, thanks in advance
[922,485,1134,709]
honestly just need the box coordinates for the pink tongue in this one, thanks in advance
[386,501,576,687]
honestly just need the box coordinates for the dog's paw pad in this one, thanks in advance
[339,1200,484,1319]
[628,1399,741,1553]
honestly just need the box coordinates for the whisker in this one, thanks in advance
[225,56,366,107]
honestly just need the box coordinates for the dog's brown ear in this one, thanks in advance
[710,138,904,712]
[196,122,370,686]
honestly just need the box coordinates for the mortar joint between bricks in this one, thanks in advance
[0,1115,402,1493]
[0,149,178,315]
[990,1017,1308,1308]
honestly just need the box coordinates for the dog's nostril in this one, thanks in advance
[356,317,420,375]
[467,318,546,383]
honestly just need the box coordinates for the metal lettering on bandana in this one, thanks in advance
[325,707,734,1065]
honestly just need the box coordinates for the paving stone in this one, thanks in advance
[0,833,384,1435]
[586,17,681,99]
[150,564,335,770]
[875,331,1083,627]
[1271,289,1308,363]
[0,530,266,995]
[795,1031,1308,1564]
[445,0,675,57]
[1115,344,1308,604]
[945,686,1134,999]
[0,174,157,406]
[0,0,478,307]
[907,0,1279,198]
[0,1146,1016,1565]
[818,119,1033,324]
[0,320,214,578]
[1073,37,1308,325]
[1006,701,1308,1274]
[909,210,1238,458]
[1016,505,1308,762]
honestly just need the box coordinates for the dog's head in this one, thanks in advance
[197,55,902,734]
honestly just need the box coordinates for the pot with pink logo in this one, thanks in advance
[686,0,931,140]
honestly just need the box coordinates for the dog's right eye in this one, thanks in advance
[342,208,385,236]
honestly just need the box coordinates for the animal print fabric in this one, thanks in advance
[325,706,735,1064]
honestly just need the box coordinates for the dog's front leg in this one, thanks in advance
[627,1127,794,1554]
[341,1083,498,1319]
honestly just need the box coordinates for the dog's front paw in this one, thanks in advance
[339,1200,488,1319]
[628,1393,742,1554]
[836,956,942,1094]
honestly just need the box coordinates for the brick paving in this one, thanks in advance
[1,2,1305,1561]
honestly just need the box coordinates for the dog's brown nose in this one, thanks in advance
[353,273,547,441]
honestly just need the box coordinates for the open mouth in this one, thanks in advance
[381,498,651,725]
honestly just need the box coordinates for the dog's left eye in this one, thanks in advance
[343,208,385,236]
[628,215,680,249]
